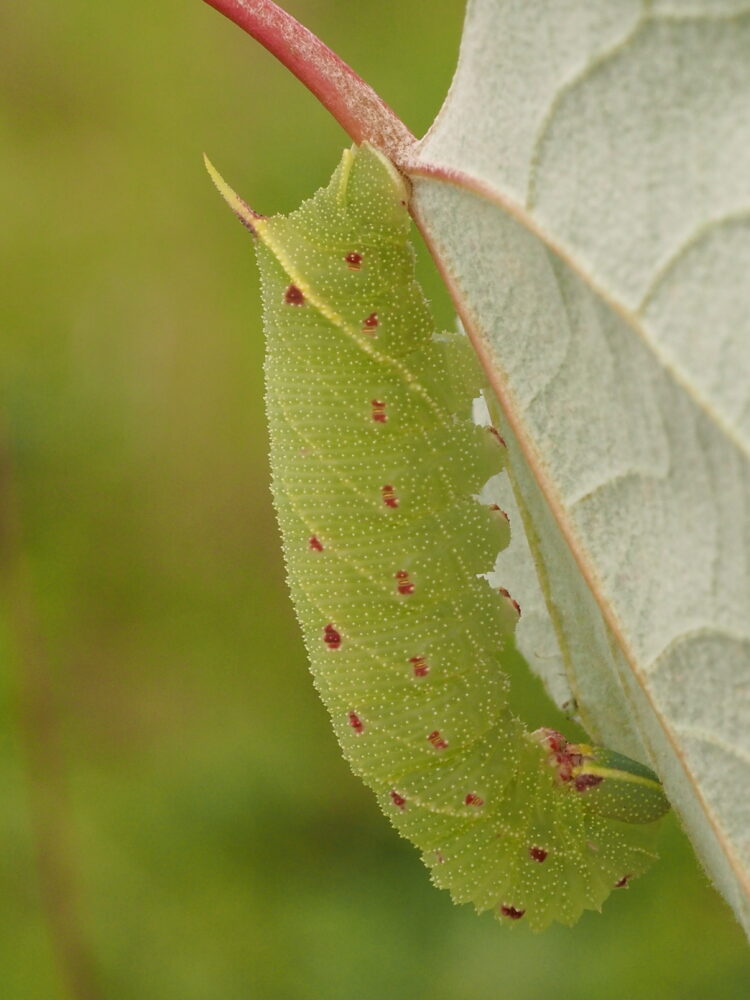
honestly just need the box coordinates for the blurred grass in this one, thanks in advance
[0,1,748,998]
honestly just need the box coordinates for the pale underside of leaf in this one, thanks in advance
[408,0,750,934]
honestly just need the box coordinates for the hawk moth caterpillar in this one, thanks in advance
[205,142,669,929]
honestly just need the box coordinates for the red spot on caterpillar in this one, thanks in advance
[500,905,525,921]
[345,252,362,270]
[536,728,566,754]
[390,790,406,810]
[323,624,341,650]
[308,536,324,552]
[371,400,387,423]
[574,773,604,793]
[498,587,521,617]
[487,425,506,447]
[614,874,632,889]
[381,484,399,508]
[435,851,445,864]
[348,712,364,734]
[427,730,448,750]
[489,503,510,522]
[395,570,415,595]
[465,793,484,807]
[363,312,379,333]
[556,758,574,782]
[528,846,548,863]
[410,656,429,677]
[533,728,582,783]
[284,284,305,305]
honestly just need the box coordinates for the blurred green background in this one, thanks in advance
[0,2,748,998]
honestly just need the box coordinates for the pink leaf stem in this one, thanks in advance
[202,0,416,159]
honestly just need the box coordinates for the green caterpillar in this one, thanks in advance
[206,142,669,929]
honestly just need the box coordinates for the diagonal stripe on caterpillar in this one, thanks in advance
[205,143,669,930]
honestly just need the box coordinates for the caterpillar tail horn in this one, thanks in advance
[203,153,264,233]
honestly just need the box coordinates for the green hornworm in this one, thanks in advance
[206,143,669,929]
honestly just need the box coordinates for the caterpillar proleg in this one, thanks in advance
[205,143,668,929]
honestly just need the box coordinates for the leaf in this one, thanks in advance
[408,0,750,934]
